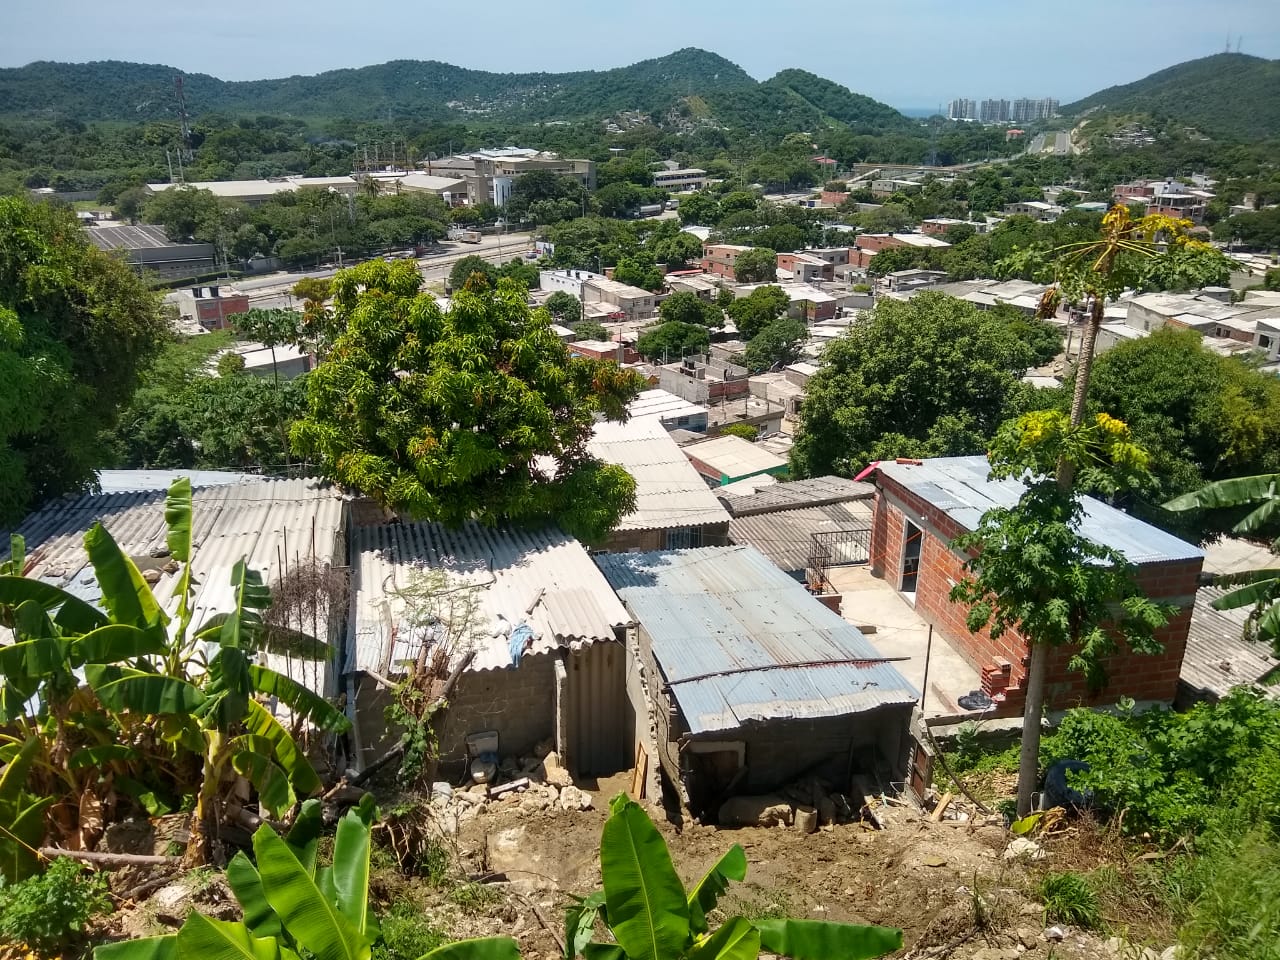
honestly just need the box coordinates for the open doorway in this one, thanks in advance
[900,519,922,599]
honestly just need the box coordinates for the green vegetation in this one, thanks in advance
[658,290,723,328]
[291,260,646,543]
[791,293,1045,477]
[0,478,350,871]
[731,247,778,283]
[635,321,710,362]
[719,424,759,441]
[1037,872,1101,928]
[1062,52,1280,142]
[544,290,583,325]
[0,195,167,523]
[0,856,111,955]
[742,318,807,372]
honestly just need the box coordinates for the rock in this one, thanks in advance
[1002,838,1047,861]
[718,794,793,828]
[1161,948,1186,960]
[541,751,573,788]
[1043,926,1065,942]
[518,793,550,815]
[559,785,593,811]
[794,805,818,834]
[1016,928,1039,949]
[971,948,1018,960]
[817,794,837,826]
[142,568,163,584]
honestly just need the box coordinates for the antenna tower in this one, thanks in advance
[174,74,193,163]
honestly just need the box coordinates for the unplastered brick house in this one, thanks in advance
[870,456,1204,715]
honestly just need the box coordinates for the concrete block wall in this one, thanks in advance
[435,652,557,764]
[872,476,1200,715]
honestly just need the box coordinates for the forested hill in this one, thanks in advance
[0,49,912,133]
[1063,52,1280,141]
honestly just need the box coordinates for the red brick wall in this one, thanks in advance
[872,475,1199,714]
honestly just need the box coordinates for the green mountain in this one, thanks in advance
[1063,53,1280,141]
[0,49,910,134]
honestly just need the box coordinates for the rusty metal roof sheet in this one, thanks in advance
[1181,585,1280,702]
[351,521,632,674]
[728,502,872,575]
[595,546,917,736]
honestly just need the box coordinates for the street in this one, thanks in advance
[226,231,535,308]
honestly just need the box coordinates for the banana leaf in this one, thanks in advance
[0,736,41,804]
[84,521,169,630]
[0,634,64,678]
[244,699,322,796]
[230,748,296,819]
[2,533,24,576]
[1211,572,1280,611]
[69,744,140,770]
[685,917,759,960]
[86,664,205,715]
[416,939,522,960]
[176,913,288,960]
[753,918,903,960]
[0,795,55,882]
[331,803,378,936]
[73,623,169,665]
[197,614,333,662]
[228,851,284,940]
[0,575,107,632]
[249,665,351,734]
[285,798,324,876]
[93,934,180,960]
[579,945,624,960]
[1164,474,1279,513]
[599,796,690,960]
[115,776,175,816]
[687,844,747,933]
[215,560,272,651]
[565,892,606,959]
[254,824,372,960]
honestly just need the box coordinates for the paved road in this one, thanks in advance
[231,232,535,301]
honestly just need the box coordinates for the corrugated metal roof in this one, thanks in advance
[1181,585,1279,701]
[878,456,1204,564]
[589,418,730,532]
[6,478,347,695]
[627,389,708,422]
[719,475,875,517]
[351,521,631,674]
[684,435,788,480]
[595,546,918,736]
[729,503,872,574]
[95,469,258,493]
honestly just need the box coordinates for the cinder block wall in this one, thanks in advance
[871,478,1199,714]
[435,652,557,764]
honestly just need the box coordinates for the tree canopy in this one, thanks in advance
[635,321,711,362]
[731,247,778,283]
[658,290,723,328]
[791,293,1040,477]
[291,259,646,542]
[742,318,807,373]
[725,285,789,339]
[0,196,166,522]
[544,290,583,325]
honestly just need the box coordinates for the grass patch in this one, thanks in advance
[373,900,448,960]
[721,884,799,923]
[449,882,501,915]
[1038,872,1101,928]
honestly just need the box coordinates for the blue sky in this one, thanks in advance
[4,0,1279,107]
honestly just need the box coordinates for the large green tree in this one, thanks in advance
[725,285,790,339]
[792,293,1039,477]
[742,318,807,372]
[732,247,779,283]
[0,196,167,522]
[635,321,711,362]
[544,290,583,326]
[658,291,723,328]
[292,260,645,542]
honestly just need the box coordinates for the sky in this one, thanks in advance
[4,0,1280,108]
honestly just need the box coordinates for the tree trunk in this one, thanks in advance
[184,732,222,866]
[1015,640,1049,816]
[1019,294,1103,817]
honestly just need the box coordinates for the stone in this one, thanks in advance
[971,948,1018,960]
[1043,926,1065,942]
[1016,927,1039,949]
[1002,838,1047,861]
[1161,948,1186,960]
[559,785,593,812]
[518,793,550,815]
[718,794,793,828]
[541,751,573,788]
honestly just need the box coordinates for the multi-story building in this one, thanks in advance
[947,98,978,121]
[652,168,708,192]
[1009,98,1059,122]
[979,99,1010,123]
[701,244,754,280]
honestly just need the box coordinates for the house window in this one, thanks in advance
[900,519,922,595]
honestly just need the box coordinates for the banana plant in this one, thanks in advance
[555,795,901,960]
[94,798,509,960]
[0,737,56,882]
[1165,473,1280,650]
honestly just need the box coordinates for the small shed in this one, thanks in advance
[349,521,634,777]
[683,435,789,486]
[595,546,918,818]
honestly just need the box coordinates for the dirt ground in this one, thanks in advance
[97,770,1173,960]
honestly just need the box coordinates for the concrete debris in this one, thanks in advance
[1002,837,1047,860]
[540,752,573,788]
[718,794,794,828]
[558,785,593,812]
[1043,925,1065,941]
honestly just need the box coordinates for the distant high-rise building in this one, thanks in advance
[979,99,1010,123]
[947,98,977,120]
[1009,98,1060,122]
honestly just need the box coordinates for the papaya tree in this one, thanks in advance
[1165,473,1280,650]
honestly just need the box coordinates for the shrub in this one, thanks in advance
[0,856,110,953]
[1175,826,1280,960]
[1038,871,1100,928]
[372,901,447,960]
[720,423,759,441]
